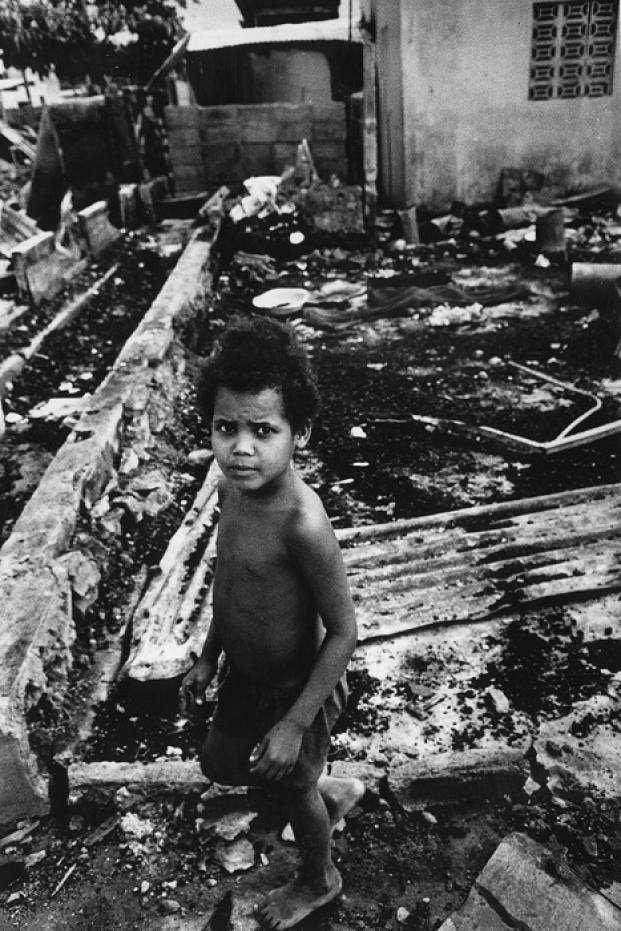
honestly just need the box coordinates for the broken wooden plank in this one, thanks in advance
[121,459,221,682]
[439,832,621,931]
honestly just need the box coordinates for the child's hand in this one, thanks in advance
[248,719,305,782]
[179,658,217,713]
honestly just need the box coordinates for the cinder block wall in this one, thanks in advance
[165,102,347,193]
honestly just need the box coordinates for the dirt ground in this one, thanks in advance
[1,196,621,929]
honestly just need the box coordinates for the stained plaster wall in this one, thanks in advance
[371,0,621,211]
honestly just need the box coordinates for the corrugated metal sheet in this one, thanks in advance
[187,17,362,52]
[337,483,621,643]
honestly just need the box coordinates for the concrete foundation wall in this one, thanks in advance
[165,101,348,192]
[373,0,621,211]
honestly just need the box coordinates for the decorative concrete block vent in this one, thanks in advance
[77,201,121,256]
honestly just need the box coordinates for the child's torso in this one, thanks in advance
[213,497,322,686]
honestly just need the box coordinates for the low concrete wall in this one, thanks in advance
[165,101,348,192]
[0,229,215,825]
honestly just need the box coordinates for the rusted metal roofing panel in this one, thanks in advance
[337,483,621,643]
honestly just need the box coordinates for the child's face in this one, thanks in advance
[211,386,309,494]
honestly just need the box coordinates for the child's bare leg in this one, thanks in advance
[317,774,365,828]
[257,783,342,930]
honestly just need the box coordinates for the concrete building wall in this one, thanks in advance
[372,0,621,211]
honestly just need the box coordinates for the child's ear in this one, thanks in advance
[294,422,312,449]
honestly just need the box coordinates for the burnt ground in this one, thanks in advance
[1,201,621,929]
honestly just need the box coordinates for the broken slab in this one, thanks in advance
[0,229,216,824]
[534,695,621,797]
[438,832,621,930]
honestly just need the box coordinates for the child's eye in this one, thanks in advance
[214,422,235,434]
[255,424,273,436]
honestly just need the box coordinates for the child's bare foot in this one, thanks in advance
[257,865,342,929]
[318,775,366,830]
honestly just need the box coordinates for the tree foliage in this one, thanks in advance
[0,0,185,85]
[0,0,93,78]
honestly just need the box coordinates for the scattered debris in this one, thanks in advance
[214,838,255,874]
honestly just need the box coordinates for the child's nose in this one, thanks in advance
[232,430,254,454]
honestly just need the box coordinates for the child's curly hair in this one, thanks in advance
[198,315,320,432]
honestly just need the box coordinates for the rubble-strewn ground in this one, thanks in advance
[1,196,620,929]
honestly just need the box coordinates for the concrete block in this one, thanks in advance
[197,105,238,129]
[198,122,240,144]
[273,143,299,170]
[164,105,199,130]
[238,143,274,177]
[310,140,346,162]
[171,165,207,195]
[240,117,280,144]
[138,178,170,226]
[386,749,528,810]
[77,201,121,256]
[11,231,68,304]
[312,102,346,122]
[311,119,346,143]
[168,143,203,168]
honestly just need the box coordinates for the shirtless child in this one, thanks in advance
[180,316,364,930]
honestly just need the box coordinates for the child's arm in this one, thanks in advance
[249,507,357,782]
[179,619,221,712]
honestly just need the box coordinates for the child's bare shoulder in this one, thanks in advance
[286,475,334,543]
